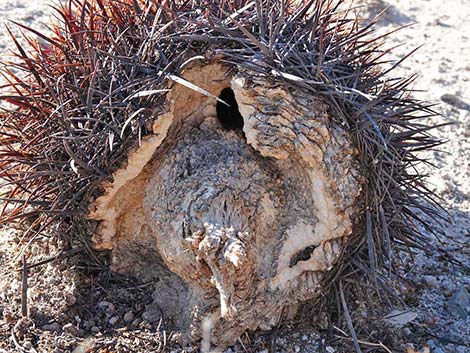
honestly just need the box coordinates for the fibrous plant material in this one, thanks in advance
[0,0,446,348]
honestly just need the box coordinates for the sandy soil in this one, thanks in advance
[0,0,469,352]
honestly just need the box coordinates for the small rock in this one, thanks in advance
[131,318,141,327]
[97,301,110,308]
[65,294,77,306]
[384,310,418,327]
[23,341,33,349]
[326,346,335,353]
[438,332,465,345]
[109,316,119,326]
[142,305,162,323]
[423,275,437,287]
[426,339,435,348]
[72,337,96,353]
[294,346,300,353]
[301,334,308,341]
[63,323,78,335]
[403,328,412,336]
[97,301,115,314]
[90,326,100,334]
[123,311,134,323]
[424,316,438,327]
[258,350,269,353]
[447,287,470,318]
[441,94,470,110]
[42,322,61,332]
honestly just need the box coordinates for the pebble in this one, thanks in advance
[42,322,61,332]
[441,94,470,110]
[423,275,438,287]
[63,323,78,335]
[98,301,115,314]
[404,328,412,336]
[294,346,300,353]
[109,316,119,326]
[447,287,470,318]
[131,318,142,327]
[142,305,161,323]
[384,310,418,327]
[123,311,134,323]
[326,346,335,353]
[301,334,308,341]
[65,294,77,306]
[97,301,111,309]
[23,341,33,349]
[90,326,100,334]
[71,337,96,353]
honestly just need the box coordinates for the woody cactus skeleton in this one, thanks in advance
[0,0,444,346]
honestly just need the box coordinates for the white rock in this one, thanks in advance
[423,275,438,287]
[63,323,78,334]
[326,346,335,353]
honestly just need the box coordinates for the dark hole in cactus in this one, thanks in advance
[216,87,244,130]
[289,245,317,268]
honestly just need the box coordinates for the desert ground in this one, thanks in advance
[0,0,469,352]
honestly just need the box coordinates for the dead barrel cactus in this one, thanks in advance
[0,0,444,347]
